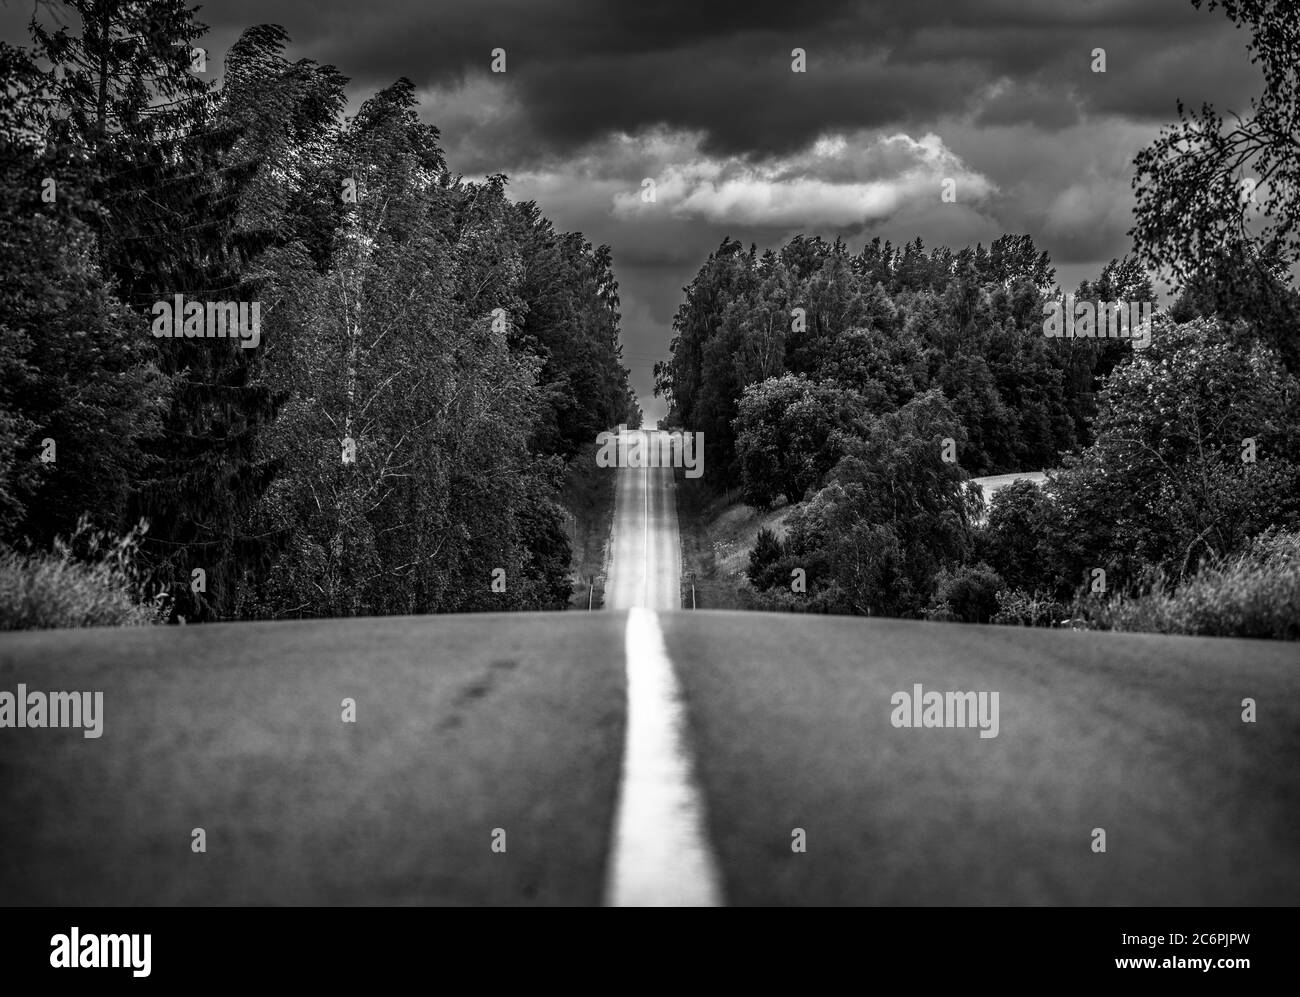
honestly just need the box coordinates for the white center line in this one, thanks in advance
[603,607,724,906]
[642,445,649,606]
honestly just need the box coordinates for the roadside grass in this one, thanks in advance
[1084,530,1300,640]
[0,613,625,905]
[561,446,617,610]
[0,518,167,631]
[675,474,795,609]
[680,470,1298,641]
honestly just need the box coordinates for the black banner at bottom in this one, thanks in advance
[0,907,1286,985]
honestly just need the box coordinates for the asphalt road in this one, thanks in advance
[1,449,1297,906]
[968,470,1047,523]
[604,431,682,611]
[969,470,1048,503]
[0,614,626,905]
[660,611,1300,905]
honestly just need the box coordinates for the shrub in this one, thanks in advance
[0,518,168,630]
[1085,529,1300,640]
[742,580,842,614]
[747,527,786,590]
[991,587,1068,627]
[923,601,958,622]
[929,563,1005,623]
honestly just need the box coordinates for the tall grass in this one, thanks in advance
[0,518,169,631]
[991,589,1069,628]
[1085,530,1300,640]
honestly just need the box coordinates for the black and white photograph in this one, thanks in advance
[0,0,1296,972]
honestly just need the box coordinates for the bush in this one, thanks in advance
[0,518,168,630]
[1084,529,1300,640]
[923,601,959,622]
[991,587,1068,627]
[928,563,1005,623]
[747,527,786,590]
[742,580,842,614]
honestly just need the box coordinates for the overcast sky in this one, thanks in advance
[4,0,1263,423]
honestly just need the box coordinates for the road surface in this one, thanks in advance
[1,446,1298,906]
[600,431,720,904]
[968,470,1048,501]
[604,431,682,611]
[968,470,1048,522]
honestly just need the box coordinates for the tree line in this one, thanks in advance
[655,232,1155,495]
[661,230,1300,630]
[658,0,1300,633]
[0,2,638,624]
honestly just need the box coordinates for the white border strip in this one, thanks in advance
[604,608,724,906]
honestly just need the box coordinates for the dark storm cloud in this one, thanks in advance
[39,0,1244,164]
[3,0,1257,164]
[515,45,986,159]
[973,82,1081,130]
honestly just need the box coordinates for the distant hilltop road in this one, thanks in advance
[969,470,1048,503]
[968,470,1048,523]
[604,429,682,613]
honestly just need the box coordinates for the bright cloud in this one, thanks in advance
[608,130,997,228]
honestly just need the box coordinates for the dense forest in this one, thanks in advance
[659,227,1300,629]
[655,233,1154,485]
[657,4,1300,634]
[0,3,638,625]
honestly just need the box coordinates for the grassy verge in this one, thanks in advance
[676,474,797,609]
[0,518,167,631]
[561,446,617,610]
[1083,529,1300,640]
